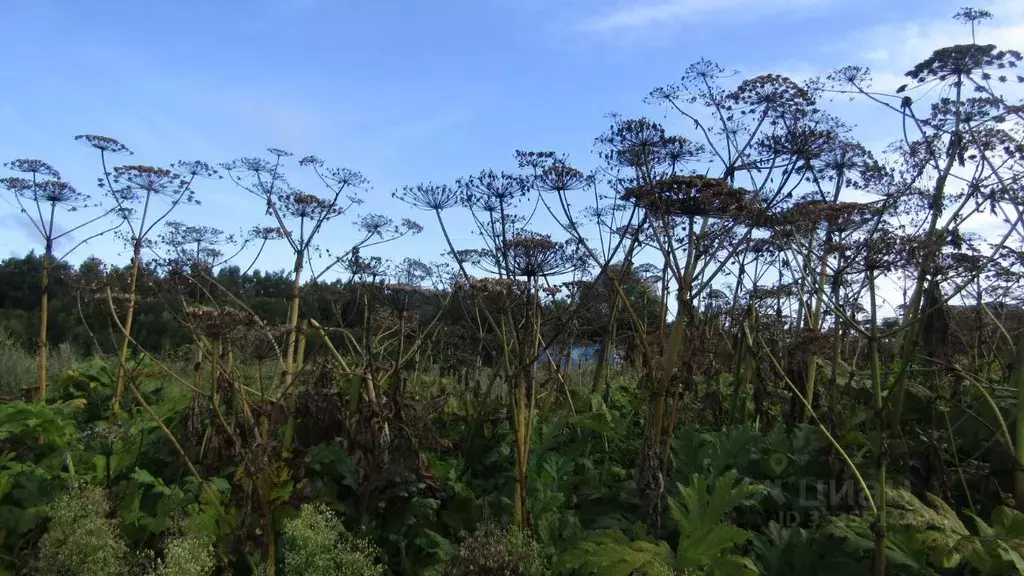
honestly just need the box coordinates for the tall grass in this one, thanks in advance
[0,327,78,400]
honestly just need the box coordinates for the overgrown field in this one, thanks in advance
[2,8,1024,575]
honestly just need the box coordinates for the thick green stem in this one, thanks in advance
[113,190,152,413]
[38,239,52,402]
[592,292,621,395]
[891,81,962,425]
[280,251,305,452]
[113,241,143,412]
[729,307,756,425]
[513,370,527,530]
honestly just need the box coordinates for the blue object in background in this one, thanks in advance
[538,343,618,369]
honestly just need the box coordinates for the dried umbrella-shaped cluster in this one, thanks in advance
[621,175,760,220]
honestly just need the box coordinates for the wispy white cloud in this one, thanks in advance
[576,0,824,32]
[716,2,1024,309]
[825,0,1024,75]
[810,0,1024,99]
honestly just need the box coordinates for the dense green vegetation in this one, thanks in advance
[1,7,1024,575]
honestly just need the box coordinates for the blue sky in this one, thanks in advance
[1,0,1021,279]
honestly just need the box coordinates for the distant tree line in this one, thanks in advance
[0,251,667,369]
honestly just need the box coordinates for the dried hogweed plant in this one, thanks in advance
[1,157,123,401]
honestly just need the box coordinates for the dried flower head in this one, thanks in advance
[452,248,486,267]
[394,182,461,211]
[514,149,558,170]
[827,65,872,88]
[0,176,33,196]
[248,225,286,241]
[728,73,815,117]
[220,156,276,178]
[906,44,1023,85]
[459,170,531,209]
[596,116,669,170]
[397,219,422,238]
[392,257,432,286]
[186,305,258,340]
[161,221,233,265]
[111,165,189,202]
[298,155,324,168]
[281,190,342,220]
[659,135,706,167]
[377,282,425,313]
[358,213,392,236]
[504,232,575,278]
[74,134,133,155]
[622,174,753,219]
[5,158,60,178]
[849,228,925,274]
[38,179,88,206]
[758,120,840,163]
[323,166,369,189]
[535,163,591,193]
[171,160,219,179]
[464,277,529,311]
[778,199,878,234]
[345,253,386,277]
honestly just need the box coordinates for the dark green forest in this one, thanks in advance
[2,7,1024,576]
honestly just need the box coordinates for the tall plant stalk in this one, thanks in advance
[2,157,119,401]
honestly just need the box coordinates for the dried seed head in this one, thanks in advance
[186,305,258,340]
[514,149,558,170]
[112,165,186,201]
[74,134,133,155]
[5,158,60,178]
[778,199,878,233]
[171,160,219,179]
[248,225,286,241]
[463,277,530,312]
[394,182,461,211]
[596,116,672,169]
[280,190,341,220]
[459,170,531,208]
[1,177,88,207]
[535,163,591,194]
[504,232,575,278]
[323,166,368,189]
[622,174,754,219]
[728,74,815,117]
[358,213,392,235]
[220,156,275,177]
[907,44,1023,85]
[377,282,426,313]
[37,180,87,205]
[0,176,33,195]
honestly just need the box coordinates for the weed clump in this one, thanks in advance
[37,485,128,576]
[282,503,383,576]
[155,533,216,576]
[443,522,547,576]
